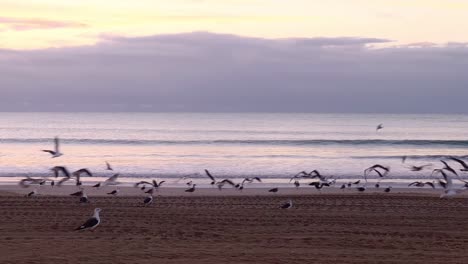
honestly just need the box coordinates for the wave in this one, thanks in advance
[352,155,468,160]
[1,138,468,147]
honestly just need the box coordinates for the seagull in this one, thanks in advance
[280,200,293,209]
[357,186,366,192]
[143,195,153,206]
[439,171,465,198]
[103,174,119,186]
[447,157,468,171]
[185,184,196,193]
[107,189,119,196]
[268,188,279,193]
[340,184,346,190]
[135,180,166,190]
[205,169,216,185]
[376,124,384,132]
[241,177,262,185]
[384,186,392,193]
[18,177,44,188]
[216,179,236,190]
[79,192,90,203]
[441,160,458,176]
[105,161,113,171]
[364,164,390,181]
[70,189,84,197]
[75,208,101,231]
[51,166,70,178]
[294,180,300,188]
[92,182,101,188]
[401,156,407,163]
[72,168,93,186]
[27,189,37,197]
[408,181,435,188]
[406,164,432,172]
[42,136,63,158]
[375,183,380,188]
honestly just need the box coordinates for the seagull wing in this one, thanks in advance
[408,181,420,187]
[448,156,468,170]
[57,166,71,178]
[424,182,435,189]
[205,169,215,182]
[76,168,93,177]
[106,161,113,170]
[442,171,453,189]
[54,137,60,153]
[219,179,236,186]
[134,181,152,187]
[42,150,55,155]
[76,217,99,230]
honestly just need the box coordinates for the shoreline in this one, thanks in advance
[0,184,463,197]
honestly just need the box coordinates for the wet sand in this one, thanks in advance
[1,192,468,264]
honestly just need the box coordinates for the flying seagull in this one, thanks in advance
[408,181,435,188]
[75,208,101,231]
[406,164,432,172]
[103,174,119,186]
[376,124,384,132]
[441,160,458,176]
[205,169,216,185]
[280,200,293,209]
[105,161,113,171]
[364,164,390,181]
[447,156,468,171]
[42,137,63,158]
[216,179,236,190]
[51,166,70,178]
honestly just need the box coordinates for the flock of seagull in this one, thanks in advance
[16,135,468,231]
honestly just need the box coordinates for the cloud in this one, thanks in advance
[0,17,87,31]
[0,32,467,113]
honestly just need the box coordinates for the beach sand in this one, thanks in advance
[1,189,468,263]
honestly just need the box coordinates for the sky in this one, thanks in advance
[0,0,468,113]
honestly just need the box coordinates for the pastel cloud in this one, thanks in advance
[0,17,87,31]
[0,32,466,113]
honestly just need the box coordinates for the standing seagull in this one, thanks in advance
[268,188,279,193]
[42,137,63,158]
[107,189,119,196]
[280,200,293,209]
[80,191,90,203]
[143,195,153,206]
[27,189,37,197]
[75,208,101,231]
[185,184,196,193]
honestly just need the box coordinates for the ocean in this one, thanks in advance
[1,112,467,185]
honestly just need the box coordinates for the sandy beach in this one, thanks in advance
[2,188,468,264]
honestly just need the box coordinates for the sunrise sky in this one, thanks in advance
[2,0,468,50]
[1,1,468,113]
